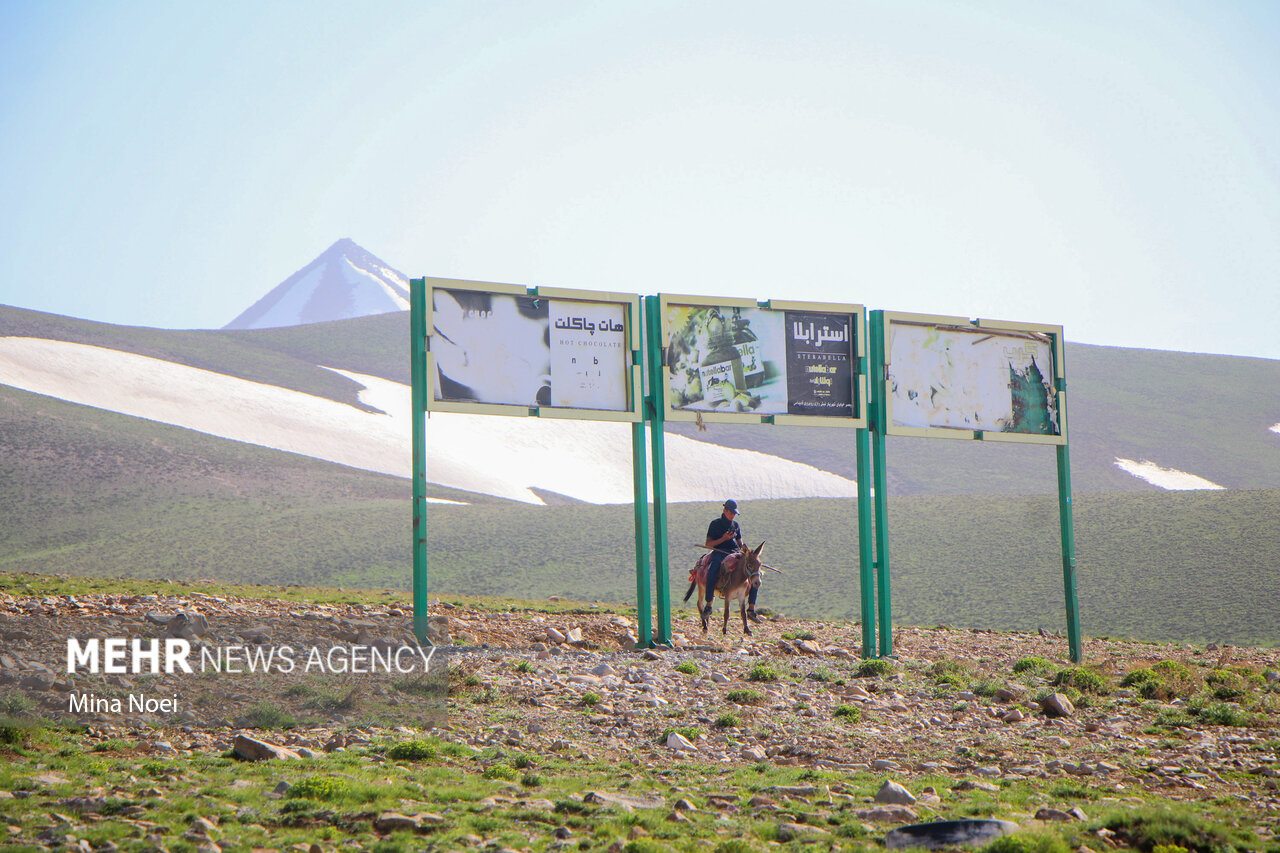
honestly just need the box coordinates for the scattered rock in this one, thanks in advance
[777,822,831,842]
[666,732,696,752]
[373,812,423,832]
[232,734,300,761]
[584,791,666,811]
[1042,693,1076,718]
[875,780,917,805]
[856,805,919,822]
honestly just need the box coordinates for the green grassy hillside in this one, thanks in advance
[2,380,1275,646]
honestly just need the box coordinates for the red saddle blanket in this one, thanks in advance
[690,552,738,593]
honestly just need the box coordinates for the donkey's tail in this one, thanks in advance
[683,581,697,603]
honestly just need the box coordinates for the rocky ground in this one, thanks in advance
[1,575,1278,852]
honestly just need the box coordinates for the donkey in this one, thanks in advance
[683,542,765,636]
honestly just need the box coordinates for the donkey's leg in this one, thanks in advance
[740,599,751,636]
[722,597,731,635]
[698,584,709,634]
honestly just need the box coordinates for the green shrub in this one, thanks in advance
[714,713,740,728]
[521,773,543,788]
[1192,703,1253,727]
[240,703,297,729]
[856,659,895,678]
[979,832,1070,853]
[624,840,676,853]
[1098,806,1255,853]
[1012,657,1055,676]
[930,660,972,677]
[1155,708,1195,728]
[675,660,700,676]
[287,776,349,801]
[746,664,779,682]
[386,739,438,761]
[1152,660,1192,680]
[581,692,601,707]
[482,764,518,781]
[833,704,862,722]
[513,659,536,674]
[715,840,764,853]
[972,678,1004,697]
[1121,668,1159,688]
[726,689,765,705]
[1051,667,1110,695]
[782,631,815,641]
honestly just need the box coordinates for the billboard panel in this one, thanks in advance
[426,279,640,421]
[882,313,1065,443]
[660,296,865,427]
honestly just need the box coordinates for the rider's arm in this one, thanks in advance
[706,530,735,548]
[706,519,735,549]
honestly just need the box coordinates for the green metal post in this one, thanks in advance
[855,426,877,658]
[868,311,893,657]
[1056,442,1083,663]
[632,411,653,648]
[409,278,431,644]
[644,296,672,646]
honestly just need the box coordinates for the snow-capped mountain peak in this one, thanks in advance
[224,239,409,330]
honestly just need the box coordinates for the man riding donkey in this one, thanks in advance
[684,499,766,633]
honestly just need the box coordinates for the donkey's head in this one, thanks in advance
[742,541,765,590]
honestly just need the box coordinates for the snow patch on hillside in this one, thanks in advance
[1113,457,1225,491]
[0,337,859,506]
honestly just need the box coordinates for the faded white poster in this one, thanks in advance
[888,323,1059,436]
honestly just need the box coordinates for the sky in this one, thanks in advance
[2,1,1279,360]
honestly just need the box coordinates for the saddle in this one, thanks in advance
[691,552,738,594]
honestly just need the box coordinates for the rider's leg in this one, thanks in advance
[704,552,725,616]
[747,584,760,622]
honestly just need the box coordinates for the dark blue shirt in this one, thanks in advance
[706,515,742,554]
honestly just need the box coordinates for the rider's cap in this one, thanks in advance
[723,499,738,512]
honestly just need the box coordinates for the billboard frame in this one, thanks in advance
[423,276,643,423]
[867,309,1081,663]
[656,293,868,429]
[878,311,1067,445]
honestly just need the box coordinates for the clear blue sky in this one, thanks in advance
[3,1,1278,359]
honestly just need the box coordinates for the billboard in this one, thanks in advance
[659,295,866,427]
[425,278,641,421]
[881,312,1066,444]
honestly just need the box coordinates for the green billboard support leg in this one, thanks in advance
[868,311,893,658]
[871,428,892,657]
[632,418,652,648]
[855,427,877,658]
[644,295,672,646]
[409,278,431,644]
[1056,443,1083,663]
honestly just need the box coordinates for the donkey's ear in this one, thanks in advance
[753,541,765,556]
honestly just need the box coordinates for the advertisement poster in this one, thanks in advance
[784,311,855,416]
[548,299,628,411]
[887,323,1059,435]
[664,304,855,417]
[432,289,628,411]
